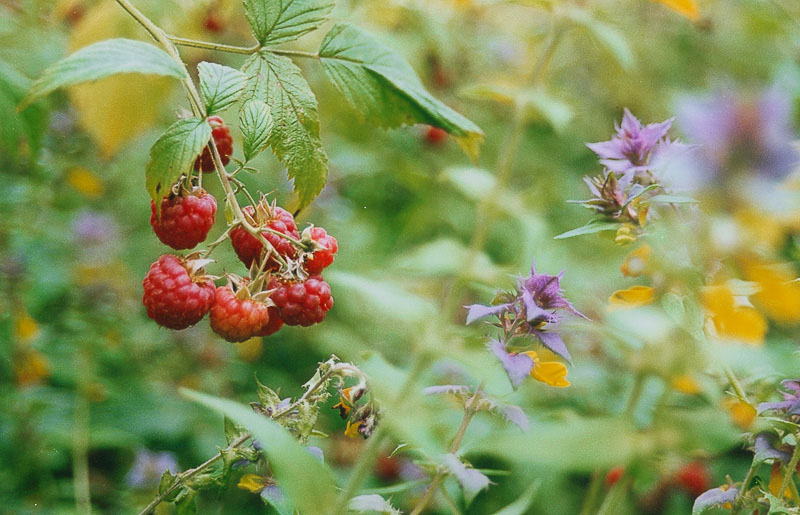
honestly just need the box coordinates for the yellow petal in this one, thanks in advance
[237,474,266,494]
[768,462,798,500]
[66,167,105,198]
[621,245,651,278]
[14,350,50,387]
[703,285,767,345]
[344,419,363,439]
[653,0,700,21]
[14,312,40,343]
[608,285,655,311]
[743,262,800,324]
[530,360,570,388]
[701,285,735,316]
[722,399,756,429]
[671,374,702,395]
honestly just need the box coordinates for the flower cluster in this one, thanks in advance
[466,261,584,389]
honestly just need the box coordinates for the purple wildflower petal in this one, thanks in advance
[465,303,513,324]
[533,330,572,363]
[754,433,792,463]
[521,289,557,325]
[306,446,324,462]
[692,487,738,513]
[586,140,626,160]
[489,340,533,389]
[500,404,530,432]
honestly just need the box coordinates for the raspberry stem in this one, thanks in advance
[167,35,260,55]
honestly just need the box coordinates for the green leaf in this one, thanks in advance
[520,88,573,132]
[553,220,619,239]
[491,480,541,515]
[565,8,635,71]
[20,38,185,110]
[145,118,211,209]
[239,99,273,162]
[348,494,401,514]
[180,388,337,515]
[318,23,484,161]
[242,52,327,208]
[441,454,490,505]
[0,59,46,160]
[198,62,247,115]
[243,0,334,45]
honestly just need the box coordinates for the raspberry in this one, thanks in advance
[304,227,338,274]
[194,116,233,173]
[230,205,299,270]
[256,306,284,337]
[423,126,448,145]
[605,466,625,487]
[271,275,333,326]
[674,461,711,497]
[142,255,215,330]
[150,188,217,250]
[209,283,271,342]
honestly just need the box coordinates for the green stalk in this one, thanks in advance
[778,434,800,499]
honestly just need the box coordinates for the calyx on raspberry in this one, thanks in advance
[194,116,233,173]
[142,254,216,330]
[150,187,217,250]
[210,276,273,343]
[230,199,300,271]
[270,274,333,327]
[301,226,338,274]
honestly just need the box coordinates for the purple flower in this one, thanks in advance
[126,449,178,489]
[757,379,800,417]
[587,108,676,178]
[489,340,535,389]
[676,86,799,180]
[466,261,585,363]
[71,210,118,246]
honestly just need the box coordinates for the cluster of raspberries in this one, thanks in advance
[141,117,337,342]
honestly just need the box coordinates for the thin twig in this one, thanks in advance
[168,35,259,55]
[778,433,800,499]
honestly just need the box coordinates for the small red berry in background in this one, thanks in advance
[194,116,233,173]
[423,125,448,146]
[209,282,271,343]
[203,12,224,33]
[230,204,299,270]
[605,466,625,487]
[303,227,338,274]
[674,461,711,497]
[374,455,402,482]
[150,188,217,250]
[142,255,215,330]
[270,275,333,326]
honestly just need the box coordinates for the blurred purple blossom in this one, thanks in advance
[676,86,799,180]
[587,108,679,180]
[757,379,800,416]
[126,449,178,489]
[489,340,535,389]
[71,210,118,246]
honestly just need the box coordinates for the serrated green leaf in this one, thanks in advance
[181,388,337,515]
[239,99,273,161]
[553,220,619,239]
[145,118,211,210]
[20,38,185,110]
[198,62,246,115]
[318,23,484,161]
[242,51,327,208]
[243,0,334,45]
[491,480,540,515]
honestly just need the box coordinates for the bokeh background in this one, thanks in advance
[2,0,800,513]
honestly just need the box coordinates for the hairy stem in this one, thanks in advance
[168,35,259,55]
[778,434,800,499]
[409,386,483,515]
[723,364,749,404]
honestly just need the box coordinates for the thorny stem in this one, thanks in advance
[136,433,252,515]
[273,363,367,420]
[778,432,800,499]
[409,385,483,515]
[734,459,759,509]
[168,35,260,55]
[723,364,750,404]
[200,226,233,258]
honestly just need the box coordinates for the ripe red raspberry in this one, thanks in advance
[423,126,448,145]
[256,306,284,337]
[142,255,215,330]
[209,283,271,342]
[150,188,217,250]
[271,275,333,326]
[674,461,711,497]
[304,227,338,274]
[194,116,233,173]
[230,204,299,270]
[605,466,625,487]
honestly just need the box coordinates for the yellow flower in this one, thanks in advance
[14,311,40,343]
[14,349,50,387]
[66,167,105,198]
[653,0,700,21]
[722,398,756,429]
[608,285,656,311]
[701,285,767,345]
[332,387,355,418]
[769,462,798,500]
[237,473,268,494]
[344,419,363,438]
[742,261,800,324]
[621,245,651,278]
[671,374,701,395]
[521,351,570,388]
